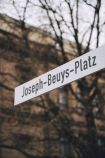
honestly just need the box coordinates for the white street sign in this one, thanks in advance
[14,45,105,106]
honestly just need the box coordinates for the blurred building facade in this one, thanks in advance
[0,14,105,158]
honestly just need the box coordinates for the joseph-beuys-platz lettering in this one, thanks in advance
[21,55,96,98]
[14,45,105,105]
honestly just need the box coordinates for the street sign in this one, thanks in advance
[14,45,105,106]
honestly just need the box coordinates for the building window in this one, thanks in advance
[58,87,68,110]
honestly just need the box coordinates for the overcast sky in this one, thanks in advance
[0,0,105,49]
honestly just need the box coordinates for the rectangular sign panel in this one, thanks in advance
[14,45,105,105]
